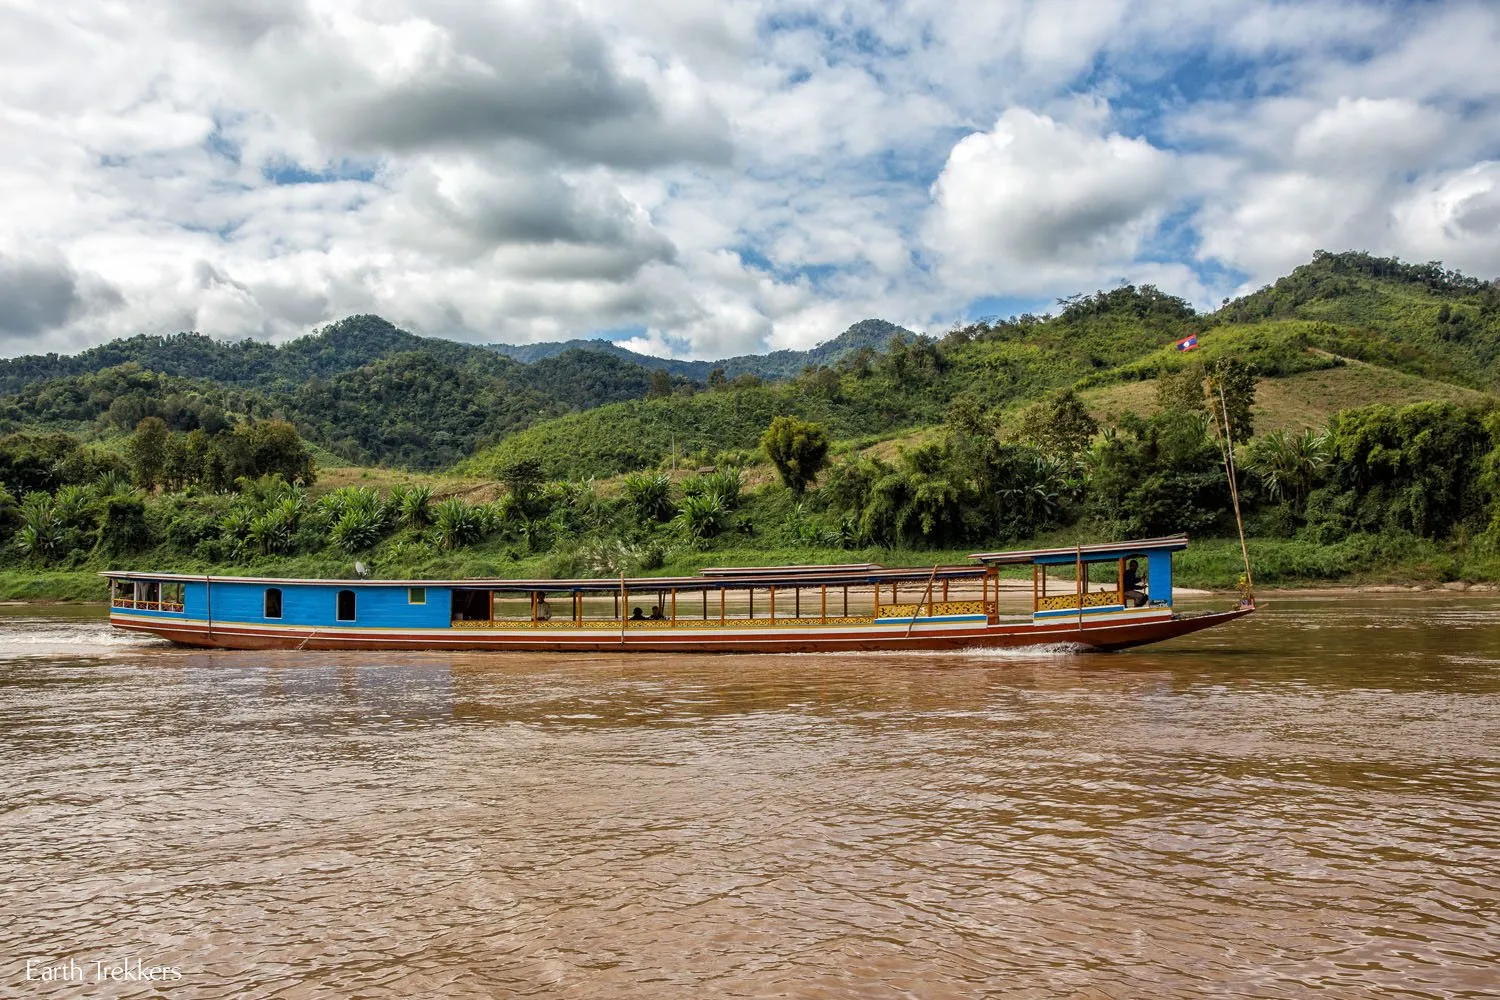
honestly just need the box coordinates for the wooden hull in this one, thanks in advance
[109,606,1255,654]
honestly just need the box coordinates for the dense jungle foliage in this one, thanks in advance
[1,250,1497,595]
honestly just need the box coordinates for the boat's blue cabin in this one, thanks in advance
[969,535,1186,619]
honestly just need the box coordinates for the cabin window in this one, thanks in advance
[408,587,426,605]
[264,588,283,619]
[113,580,133,603]
[336,590,356,622]
[138,581,161,605]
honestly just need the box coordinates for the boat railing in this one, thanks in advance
[450,598,997,630]
[453,614,885,630]
[111,599,186,613]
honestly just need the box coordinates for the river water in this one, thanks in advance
[1,596,1497,998]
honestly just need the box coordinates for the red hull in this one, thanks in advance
[110,607,1254,654]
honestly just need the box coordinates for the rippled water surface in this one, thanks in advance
[2,596,1499,998]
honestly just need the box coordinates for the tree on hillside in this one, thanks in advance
[761,416,830,494]
[219,420,316,486]
[1157,358,1258,442]
[1018,389,1099,457]
[129,417,169,491]
[497,458,544,508]
[1155,361,1206,416]
[1206,357,1257,441]
[646,370,674,399]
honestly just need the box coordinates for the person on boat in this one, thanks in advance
[1123,559,1147,607]
[648,605,665,620]
[630,606,646,621]
[536,595,552,621]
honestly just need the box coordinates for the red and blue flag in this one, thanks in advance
[1175,333,1199,352]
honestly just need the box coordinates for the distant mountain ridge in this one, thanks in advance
[0,316,912,394]
[0,316,520,395]
[486,318,913,379]
[0,315,915,469]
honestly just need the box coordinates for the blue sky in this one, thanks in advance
[1,0,1497,359]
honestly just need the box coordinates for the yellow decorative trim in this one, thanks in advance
[878,600,988,617]
[1036,591,1124,612]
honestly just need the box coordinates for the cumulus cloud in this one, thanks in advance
[926,108,1177,294]
[1,0,1499,356]
[1392,162,1500,277]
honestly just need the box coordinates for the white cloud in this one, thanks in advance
[926,108,1177,294]
[1392,162,1500,278]
[1,0,1499,359]
[1291,98,1453,173]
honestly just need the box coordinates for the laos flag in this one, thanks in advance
[1176,333,1199,351]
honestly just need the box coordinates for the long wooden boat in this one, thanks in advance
[103,535,1253,653]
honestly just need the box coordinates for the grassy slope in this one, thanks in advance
[1081,358,1491,433]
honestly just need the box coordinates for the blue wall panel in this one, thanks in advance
[199,582,452,628]
[1147,552,1174,603]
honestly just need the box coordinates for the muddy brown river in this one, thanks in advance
[1,596,1497,998]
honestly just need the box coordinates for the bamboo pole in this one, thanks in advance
[1216,381,1255,605]
[1076,545,1084,631]
[905,564,939,638]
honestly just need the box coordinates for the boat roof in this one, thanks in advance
[100,564,988,590]
[101,536,1187,589]
[968,534,1189,566]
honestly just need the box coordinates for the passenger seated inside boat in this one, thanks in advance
[630,606,647,621]
[536,595,552,621]
[1123,559,1147,607]
[648,605,665,620]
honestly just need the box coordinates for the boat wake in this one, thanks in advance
[0,615,167,662]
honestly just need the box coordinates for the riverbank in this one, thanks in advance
[4,530,1495,603]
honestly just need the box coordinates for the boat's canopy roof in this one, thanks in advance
[968,534,1189,566]
[100,563,987,591]
[101,536,1186,589]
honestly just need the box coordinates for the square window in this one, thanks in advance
[409,587,426,605]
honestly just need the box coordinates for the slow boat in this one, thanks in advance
[104,535,1253,652]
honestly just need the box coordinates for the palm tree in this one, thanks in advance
[1248,428,1329,511]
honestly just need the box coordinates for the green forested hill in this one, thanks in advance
[0,314,548,395]
[462,286,1354,480]
[1215,250,1500,389]
[1,251,1496,477]
[287,349,661,467]
[0,346,668,469]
